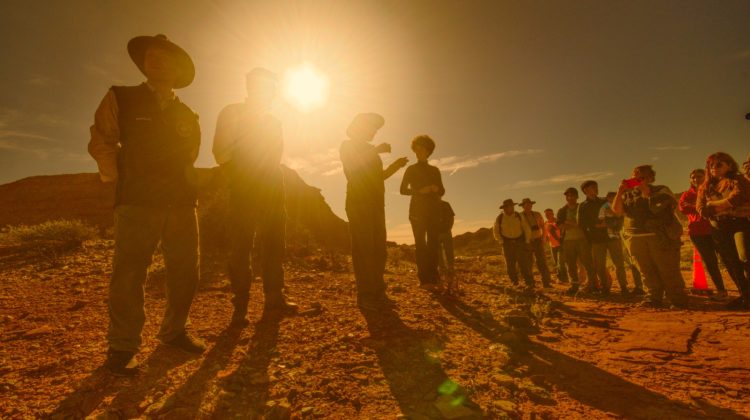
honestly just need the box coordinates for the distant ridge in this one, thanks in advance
[0,167,351,252]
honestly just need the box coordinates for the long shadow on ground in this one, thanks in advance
[47,347,192,419]
[211,313,281,418]
[360,306,482,419]
[437,293,747,420]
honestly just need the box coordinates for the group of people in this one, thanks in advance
[87,34,750,377]
[494,155,750,312]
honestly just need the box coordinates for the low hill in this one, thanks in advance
[0,167,350,252]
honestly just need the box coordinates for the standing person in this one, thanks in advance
[600,192,645,295]
[697,152,750,309]
[88,34,205,376]
[340,113,408,310]
[493,199,533,287]
[613,165,687,308]
[400,135,445,289]
[679,169,729,297]
[437,200,458,294]
[519,198,553,288]
[544,208,568,283]
[213,68,297,326]
[579,180,628,296]
[557,187,597,295]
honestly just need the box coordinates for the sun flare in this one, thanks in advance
[282,63,330,112]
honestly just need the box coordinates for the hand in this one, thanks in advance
[418,185,437,194]
[618,180,630,193]
[393,157,408,168]
[637,183,651,197]
[374,142,391,154]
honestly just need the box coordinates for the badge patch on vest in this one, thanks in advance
[175,120,195,138]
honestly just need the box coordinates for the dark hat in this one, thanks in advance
[564,187,578,196]
[518,198,536,207]
[347,113,385,140]
[127,34,195,89]
[499,198,518,209]
[580,180,598,191]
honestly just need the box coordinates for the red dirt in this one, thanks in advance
[1,242,749,419]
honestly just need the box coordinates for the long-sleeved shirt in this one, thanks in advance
[521,210,546,241]
[577,196,609,243]
[678,186,712,236]
[621,184,677,235]
[88,83,179,183]
[493,211,532,245]
[544,220,562,248]
[340,139,385,208]
[400,161,445,218]
[697,174,750,219]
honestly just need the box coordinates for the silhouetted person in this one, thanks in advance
[600,191,645,295]
[697,153,750,309]
[88,34,205,376]
[494,199,533,287]
[519,198,552,288]
[400,135,445,289]
[679,169,729,297]
[543,208,568,283]
[437,199,457,294]
[213,68,297,326]
[556,187,596,295]
[613,165,687,308]
[340,113,408,310]
[579,180,628,295]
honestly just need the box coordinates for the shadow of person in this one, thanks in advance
[211,312,281,418]
[141,324,244,418]
[360,306,482,419]
[46,346,192,419]
[436,295,747,419]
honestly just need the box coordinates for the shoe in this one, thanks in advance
[104,349,140,377]
[358,296,396,312]
[165,332,207,354]
[726,296,747,310]
[542,282,553,289]
[715,290,728,298]
[566,285,579,295]
[620,288,630,297]
[631,288,646,296]
[230,312,250,327]
[264,297,299,315]
[600,289,611,297]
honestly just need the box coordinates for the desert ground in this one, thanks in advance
[1,236,749,420]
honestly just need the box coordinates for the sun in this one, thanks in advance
[282,63,330,112]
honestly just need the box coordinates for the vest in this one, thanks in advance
[495,212,523,240]
[113,84,200,207]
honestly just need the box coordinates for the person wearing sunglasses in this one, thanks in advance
[697,152,750,309]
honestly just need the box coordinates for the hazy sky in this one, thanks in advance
[1,1,749,243]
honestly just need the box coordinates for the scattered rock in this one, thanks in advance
[493,399,518,413]
[689,390,703,400]
[67,300,86,311]
[23,324,54,338]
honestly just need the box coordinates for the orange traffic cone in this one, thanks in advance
[692,246,709,294]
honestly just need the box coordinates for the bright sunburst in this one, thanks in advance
[283,63,330,112]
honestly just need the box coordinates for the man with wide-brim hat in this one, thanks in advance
[340,113,408,311]
[88,34,205,376]
[493,198,533,288]
[518,198,552,288]
[556,187,597,295]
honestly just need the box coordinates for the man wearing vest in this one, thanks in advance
[493,199,533,287]
[212,68,298,326]
[519,198,553,288]
[557,187,597,295]
[89,34,205,376]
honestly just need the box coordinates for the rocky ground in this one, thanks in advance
[1,240,749,419]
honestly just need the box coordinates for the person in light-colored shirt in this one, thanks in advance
[494,199,533,287]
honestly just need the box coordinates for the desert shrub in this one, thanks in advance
[2,219,97,247]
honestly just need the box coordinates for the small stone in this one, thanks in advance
[493,399,518,413]
[689,390,703,399]
[301,406,314,417]
[23,324,54,338]
[727,390,739,398]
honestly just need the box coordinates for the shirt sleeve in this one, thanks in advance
[212,106,235,166]
[87,89,120,183]
[399,166,413,195]
[493,215,502,244]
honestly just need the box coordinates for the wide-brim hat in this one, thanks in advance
[518,198,536,206]
[346,113,385,140]
[127,34,195,89]
[499,198,518,209]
